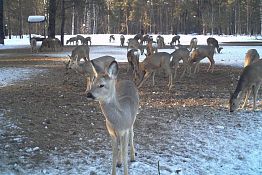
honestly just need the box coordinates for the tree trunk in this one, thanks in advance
[19,0,23,39]
[71,1,75,35]
[60,0,65,46]
[0,0,4,44]
[48,0,56,38]
[261,0,262,34]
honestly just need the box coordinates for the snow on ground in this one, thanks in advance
[0,34,262,175]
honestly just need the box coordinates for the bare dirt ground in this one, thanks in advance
[0,49,261,175]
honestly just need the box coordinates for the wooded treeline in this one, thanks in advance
[1,0,262,40]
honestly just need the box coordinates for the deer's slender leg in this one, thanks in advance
[130,126,135,162]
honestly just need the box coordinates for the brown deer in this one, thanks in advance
[156,35,165,48]
[120,34,125,47]
[189,45,216,74]
[30,38,37,53]
[127,49,140,77]
[170,47,190,80]
[229,59,262,112]
[189,37,198,51]
[127,38,144,55]
[86,61,139,175]
[66,36,78,45]
[238,49,261,109]
[170,35,180,47]
[207,37,223,53]
[136,52,174,90]
[146,41,158,56]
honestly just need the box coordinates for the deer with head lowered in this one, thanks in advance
[86,61,139,175]
[170,47,190,80]
[231,49,261,110]
[229,59,262,112]
[136,52,174,90]
[189,45,216,74]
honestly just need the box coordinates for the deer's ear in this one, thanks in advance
[107,61,118,79]
[90,60,99,77]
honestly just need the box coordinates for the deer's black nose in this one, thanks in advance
[86,92,95,100]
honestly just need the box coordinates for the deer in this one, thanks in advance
[67,45,90,63]
[67,55,115,92]
[76,35,85,45]
[236,49,261,109]
[229,59,262,112]
[86,60,139,175]
[66,36,78,45]
[83,36,92,46]
[136,52,174,90]
[189,37,198,51]
[189,45,216,74]
[30,38,37,53]
[109,35,115,42]
[127,38,144,55]
[146,41,158,56]
[244,49,260,67]
[207,37,223,53]
[170,35,180,47]
[127,49,140,77]
[120,35,125,47]
[170,47,190,80]
[156,35,165,48]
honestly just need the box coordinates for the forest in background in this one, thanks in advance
[1,0,262,39]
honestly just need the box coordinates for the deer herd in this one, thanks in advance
[64,34,261,175]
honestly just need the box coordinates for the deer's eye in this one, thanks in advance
[99,84,104,88]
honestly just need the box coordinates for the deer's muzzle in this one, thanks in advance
[86,92,96,100]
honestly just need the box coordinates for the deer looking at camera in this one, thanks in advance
[189,37,198,51]
[189,45,216,74]
[86,61,139,175]
[231,49,261,110]
[136,52,174,90]
[229,59,262,112]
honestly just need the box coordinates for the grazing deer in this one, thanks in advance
[229,59,262,112]
[127,49,140,77]
[189,45,216,74]
[156,35,165,48]
[207,37,223,53]
[146,41,158,56]
[76,35,85,45]
[170,47,190,80]
[134,33,143,42]
[239,49,261,108]
[120,34,125,46]
[83,36,92,46]
[170,35,180,47]
[66,55,115,92]
[30,38,37,53]
[189,37,198,51]
[127,38,144,55]
[86,61,139,175]
[68,45,90,62]
[66,37,78,45]
[136,52,174,90]
[109,35,115,42]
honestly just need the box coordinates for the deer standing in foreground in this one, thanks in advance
[86,61,139,175]
[136,52,174,90]
[235,49,261,109]
[189,45,216,74]
[229,59,262,112]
